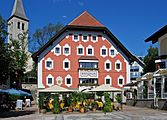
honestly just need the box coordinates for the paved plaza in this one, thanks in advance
[1,105,167,120]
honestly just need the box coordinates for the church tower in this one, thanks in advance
[8,0,33,72]
[8,0,29,51]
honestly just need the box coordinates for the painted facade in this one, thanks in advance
[33,11,141,91]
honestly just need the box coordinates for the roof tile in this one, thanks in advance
[69,11,104,27]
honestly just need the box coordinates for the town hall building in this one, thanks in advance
[33,11,143,92]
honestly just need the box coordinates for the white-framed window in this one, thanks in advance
[118,75,124,86]
[82,35,88,42]
[91,35,98,42]
[100,45,108,57]
[115,60,122,72]
[65,74,72,87]
[73,34,79,42]
[46,74,54,86]
[45,58,53,70]
[86,45,94,56]
[63,58,70,71]
[105,75,112,85]
[63,44,71,56]
[109,46,117,58]
[77,44,84,55]
[54,44,61,56]
[104,59,112,71]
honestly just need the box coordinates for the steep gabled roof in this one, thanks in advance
[8,0,28,22]
[145,25,167,44]
[32,12,144,67]
[69,11,104,27]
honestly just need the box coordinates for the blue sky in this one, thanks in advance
[1,0,167,56]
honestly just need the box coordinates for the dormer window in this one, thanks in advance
[82,35,88,42]
[73,34,79,42]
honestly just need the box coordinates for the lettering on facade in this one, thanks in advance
[79,70,98,78]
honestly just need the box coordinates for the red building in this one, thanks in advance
[33,11,141,91]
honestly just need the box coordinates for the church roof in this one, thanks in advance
[69,11,104,27]
[8,0,28,21]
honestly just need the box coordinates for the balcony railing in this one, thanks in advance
[78,83,99,86]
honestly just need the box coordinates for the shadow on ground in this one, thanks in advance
[0,110,36,118]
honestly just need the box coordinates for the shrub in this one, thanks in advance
[103,92,112,112]
[53,94,60,114]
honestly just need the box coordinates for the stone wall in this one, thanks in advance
[126,99,167,110]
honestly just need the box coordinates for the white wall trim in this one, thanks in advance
[109,46,117,58]
[46,74,54,87]
[38,58,45,88]
[115,60,122,72]
[104,59,112,72]
[105,75,112,85]
[100,45,108,57]
[91,35,98,43]
[65,74,72,87]
[63,44,71,56]
[72,34,79,42]
[86,45,94,56]
[45,57,54,70]
[82,34,89,42]
[54,44,61,56]
[77,44,84,55]
[79,60,98,63]
[63,58,70,71]
[118,75,124,87]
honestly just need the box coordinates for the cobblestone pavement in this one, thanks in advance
[1,105,167,120]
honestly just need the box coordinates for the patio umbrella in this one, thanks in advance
[4,88,31,96]
[89,84,123,92]
[18,90,32,96]
[0,89,7,93]
[38,85,74,93]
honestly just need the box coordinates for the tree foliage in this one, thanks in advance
[9,32,29,88]
[31,23,64,52]
[0,15,8,82]
[143,46,158,73]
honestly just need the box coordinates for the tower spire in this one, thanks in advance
[9,0,28,21]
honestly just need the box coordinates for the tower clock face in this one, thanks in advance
[18,33,23,40]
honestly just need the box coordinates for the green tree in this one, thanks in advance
[9,32,29,88]
[31,23,63,52]
[143,46,158,73]
[0,15,9,83]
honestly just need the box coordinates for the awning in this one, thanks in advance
[154,69,167,77]
[136,72,153,81]
[141,72,153,81]
[123,82,138,87]
[38,85,74,93]
[89,84,122,92]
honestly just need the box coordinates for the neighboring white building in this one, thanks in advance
[130,56,144,82]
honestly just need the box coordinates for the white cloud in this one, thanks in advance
[62,15,67,18]
[78,1,84,6]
